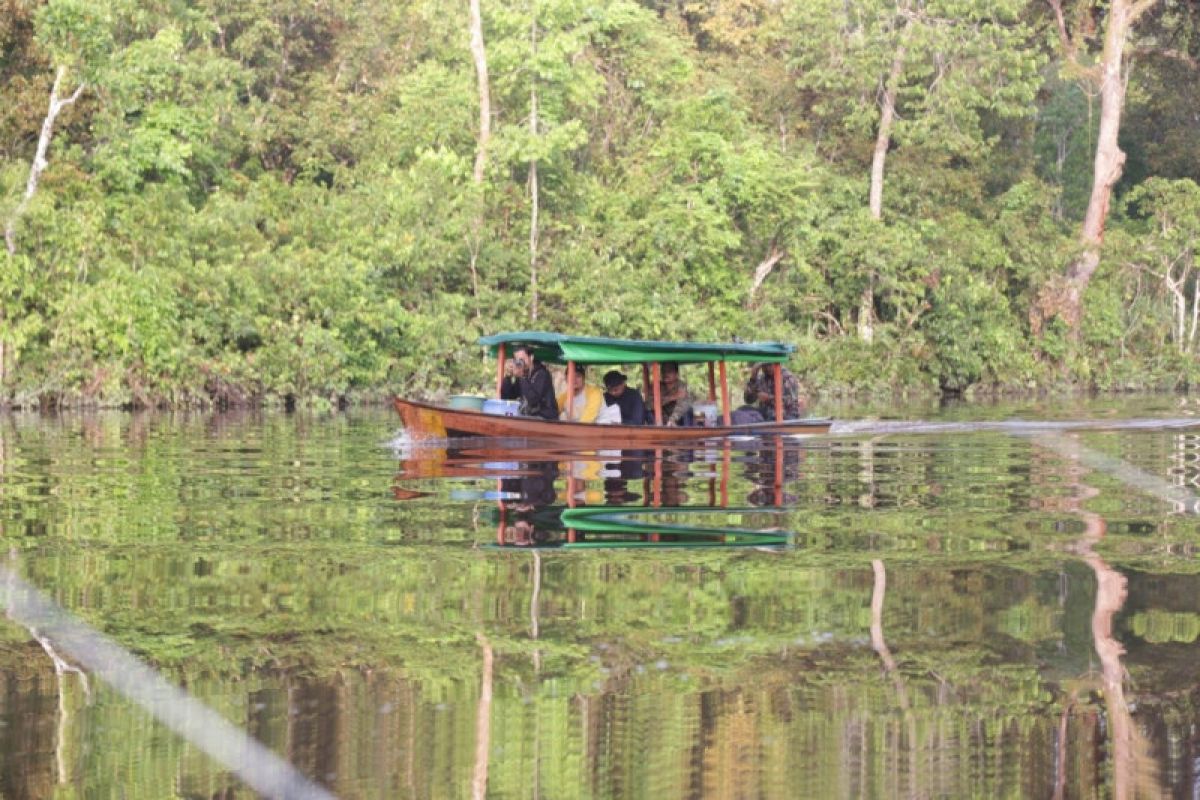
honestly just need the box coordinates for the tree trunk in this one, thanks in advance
[1189,270,1199,353]
[528,10,540,323]
[1054,0,1158,337]
[467,0,491,313]
[3,67,83,393]
[1167,275,1185,351]
[860,11,911,344]
[868,36,907,222]
[5,66,85,255]
[469,0,491,186]
[529,155,539,323]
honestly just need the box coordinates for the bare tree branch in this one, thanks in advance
[813,309,845,337]
[1046,0,1076,64]
[747,245,785,306]
[1133,46,1200,70]
[1128,0,1159,25]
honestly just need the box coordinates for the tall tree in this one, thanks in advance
[469,0,493,186]
[861,4,913,342]
[467,0,491,309]
[2,0,111,391]
[6,92,71,246]
[488,0,601,323]
[1,66,85,385]
[528,5,541,322]
[1040,0,1160,339]
[788,0,1042,342]
[3,0,108,254]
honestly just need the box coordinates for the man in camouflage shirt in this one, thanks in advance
[742,363,803,421]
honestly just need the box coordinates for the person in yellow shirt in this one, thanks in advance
[556,365,605,423]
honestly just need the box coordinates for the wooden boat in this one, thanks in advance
[394,396,830,442]
[394,331,832,443]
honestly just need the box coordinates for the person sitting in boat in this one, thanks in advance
[500,345,559,420]
[743,363,804,421]
[602,370,649,425]
[659,362,694,426]
[555,365,605,423]
[730,405,765,425]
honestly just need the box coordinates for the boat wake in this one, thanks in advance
[387,417,1200,453]
[827,417,1200,437]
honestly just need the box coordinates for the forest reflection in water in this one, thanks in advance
[1,407,1200,798]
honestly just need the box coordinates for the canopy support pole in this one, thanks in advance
[495,343,506,397]
[651,362,663,426]
[719,361,731,425]
[566,360,576,420]
[773,363,783,422]
[774,435,784,506]
[707,363,716,401]
[641,364,650,400]
[653,448,662,507]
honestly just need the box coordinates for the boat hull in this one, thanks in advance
[393,397,831,443]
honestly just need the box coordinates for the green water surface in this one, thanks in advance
[2,399,1200,798]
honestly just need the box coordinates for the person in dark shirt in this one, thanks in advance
[499,345,559,420]
[743,363,804,421]
[602,370,648,425]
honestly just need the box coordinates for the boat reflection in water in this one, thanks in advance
[393,437,804,549]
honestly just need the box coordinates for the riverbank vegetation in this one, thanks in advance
[2,0,1199,408]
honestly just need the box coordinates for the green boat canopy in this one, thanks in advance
[478,331,794,365]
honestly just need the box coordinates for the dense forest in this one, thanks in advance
[2,0,1199,408]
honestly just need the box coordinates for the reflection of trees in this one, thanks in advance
[869,560,906,705]
[0,643,58,798]
[868,559,917,798]
[740,438,803,506]
[0,418,6,532]
[2,554,89,792]
[472,634,493,800]
[10,412,1200,797]
[1043,433,1162,799]
[1075,505,1160,799]
[858,438,880,509]
[0,537,1153,799]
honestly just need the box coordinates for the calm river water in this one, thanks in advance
[3,396,1200,798]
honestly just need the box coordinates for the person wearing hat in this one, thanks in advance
[602,369,649,425]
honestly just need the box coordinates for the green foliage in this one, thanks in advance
[0,0,1197,406]
[1032,74,1095,223]
[35,0,115,80]
[1131,610,1200,644]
